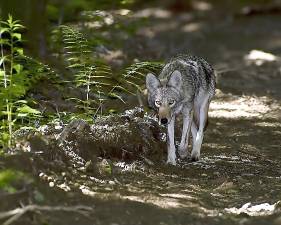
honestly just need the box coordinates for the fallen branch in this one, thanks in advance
[0,204,94,225]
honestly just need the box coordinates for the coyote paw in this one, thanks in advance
[166,156,176,166]
[191,151,200,162]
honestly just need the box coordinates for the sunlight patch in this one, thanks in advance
[123,195,185,208]
[255,121,281,128]
[123,194,220,216]
[80,185,99,197]
[159,193,195,200]
[225,201,280,216]
[192,1,212,11]
[209,95,272,119]
[134,8,171,18]
[204,143,229,150]
[245,50,278,66]
[182,22,202,32]
[198,154,252,165]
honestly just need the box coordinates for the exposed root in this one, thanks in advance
[0,204,94,225]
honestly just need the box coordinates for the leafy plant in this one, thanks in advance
[58,25,164,116]
[0,15,42,148]
[0,12,164,148]
[121,61,163,91]
[59,25,126,115]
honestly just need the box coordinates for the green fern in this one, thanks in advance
[59,25,124,114]
[59,25,91,69]
[16,55,59,88]
[122,61,163,92]
[60,25,165,108]
[58,25,164,114]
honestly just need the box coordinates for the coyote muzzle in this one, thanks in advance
[158,105,171,125]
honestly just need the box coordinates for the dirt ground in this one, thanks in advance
[83,6,281,225]
[1,3,281,225]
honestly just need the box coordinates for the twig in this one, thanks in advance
[0,204,94,225]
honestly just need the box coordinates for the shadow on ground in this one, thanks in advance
[1,2,281,225]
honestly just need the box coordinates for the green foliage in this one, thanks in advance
[59,25,126,114]
[16,55,59,85]
[0,15,24,147]
[58,25,163,115]
[0,13,163,148]
[122,61,163,91]
[0,169,31,193]
[0,15,46,148]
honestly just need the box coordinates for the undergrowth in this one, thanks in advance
[0,15,58,148]
[0,13,163,149]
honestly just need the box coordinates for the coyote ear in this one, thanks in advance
[146,73,160,91]
[167,70,182,88]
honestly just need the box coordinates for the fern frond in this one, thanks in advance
[59,26,164,114]
[123,61,163,78]
[121,61,163,92]
[59,25,127,113]
[17,55,58,78]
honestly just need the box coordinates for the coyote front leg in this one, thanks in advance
[178,109,193,159]
[167,116,176,165]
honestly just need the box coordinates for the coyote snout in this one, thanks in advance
[158,105,171,125]
[146,54,216,165]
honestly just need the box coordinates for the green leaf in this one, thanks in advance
[0,39,10,45]
[0,27,9,35]
[14,47,23,55]
[14,100,28,104]
[12,24,24,30]
[108,92,125,103]
[16,113,28,117]
[12,33,21,40]
[7,14,13,24]
[68,63,84,68]
[19,126,38,131]
[13,64,23,73]
[17,105,41,114]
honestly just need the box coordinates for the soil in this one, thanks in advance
[1,3,281,225]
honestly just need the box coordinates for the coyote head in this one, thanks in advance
[146,70,183,125]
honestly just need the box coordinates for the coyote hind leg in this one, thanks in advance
[191,95,210,161]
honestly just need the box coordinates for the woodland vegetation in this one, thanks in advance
[0,1,281,225]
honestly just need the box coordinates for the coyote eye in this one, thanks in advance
[169,100,175,106]
[155,100,161,107]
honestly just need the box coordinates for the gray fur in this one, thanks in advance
[146,73,160,91]
[167,70,182,89]
[146,54,216,165]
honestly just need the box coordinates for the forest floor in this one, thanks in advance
[1,3,281,225]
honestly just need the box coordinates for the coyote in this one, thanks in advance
[146,55,216,165]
